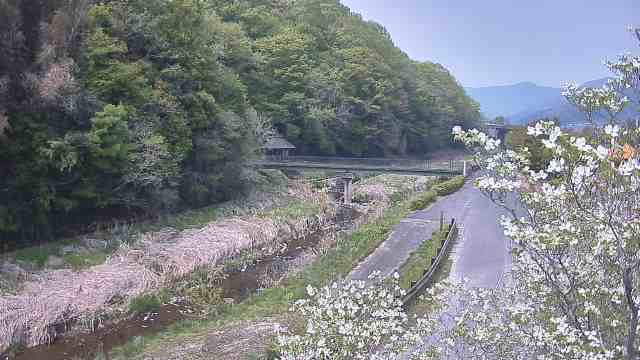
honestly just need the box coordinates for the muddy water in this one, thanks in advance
[221,231,320,302]
[10,304,185,360]
[9,209,357,360]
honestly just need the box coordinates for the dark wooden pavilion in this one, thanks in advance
[263,134,296,160]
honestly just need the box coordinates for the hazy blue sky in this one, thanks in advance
[340,0,638,88]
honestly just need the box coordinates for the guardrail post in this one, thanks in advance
[463,160,467,177]
[402,219,458,306]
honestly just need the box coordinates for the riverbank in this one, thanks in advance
[1,173,437,359]
[109,190,420,360]
[2,187,333,358]
[0,170,294,294]
[104,175,465,360]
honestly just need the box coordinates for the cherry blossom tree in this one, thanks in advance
[446,27,640,360]
[277,28,640,360]
[276,272,453,360]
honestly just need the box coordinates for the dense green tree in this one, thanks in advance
[0,0,480,244]
[506,119,558,171]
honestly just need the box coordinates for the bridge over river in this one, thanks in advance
[252,156,467,176]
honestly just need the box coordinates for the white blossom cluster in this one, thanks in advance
[450,118,640,358]
[277,29,640,360]
[605,53,640,94]
[276,272,448,360]
[453,126,526,197]
[447,32,640,359]
[562,83,629,118]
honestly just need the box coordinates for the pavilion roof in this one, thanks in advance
[264,134,296,150]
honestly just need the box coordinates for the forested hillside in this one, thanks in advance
[0,0,480,243]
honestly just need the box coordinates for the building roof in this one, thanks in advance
[264,134,296,150]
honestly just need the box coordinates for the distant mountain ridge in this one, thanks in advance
[466,78,638,127]
[465,82,562,120]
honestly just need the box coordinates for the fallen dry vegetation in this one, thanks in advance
[106,174,437,360]
[0,182,334,352]
[0,175,433,355]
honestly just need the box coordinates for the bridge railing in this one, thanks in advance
[263,155,464,171]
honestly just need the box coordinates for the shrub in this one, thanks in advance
[176,266,225,312]
[128,291,167,314]
[4,343,25,358]
[13,245,56,268]
[118,336,145,358]
[64,252,109,271]
[409,190,437,211]
[432,176,465,196]
[409,176,465,211]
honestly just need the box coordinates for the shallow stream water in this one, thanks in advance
[8,207,360,360]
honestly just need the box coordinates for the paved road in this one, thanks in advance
[400,177,515,359]
[349,218,440,281]
[429,179,513,288]
[349,176,512,287]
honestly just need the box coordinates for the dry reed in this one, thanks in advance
[0,184,333,351]
[0,177,414,351]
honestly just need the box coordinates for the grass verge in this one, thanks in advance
[409,175,465,211]
[260,200,324,219]
[63,252,109,271]
[410,231,458,317]
[109,197,416,359]
[432,175,465,196]
[13,245,59,268]
[398,225,450,290]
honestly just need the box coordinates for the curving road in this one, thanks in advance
[430,178,513,288]
[399,176,516,359]
[350,175,513,288]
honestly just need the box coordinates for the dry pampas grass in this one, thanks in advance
[0,186,333,351]
[0,178,405,351]
[353,175,433,205]
[353,183,390,203]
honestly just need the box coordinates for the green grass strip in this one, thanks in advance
[409,175,465,211]
[432,175,465,196]
[398,226,450,290]
[110,198,416,359]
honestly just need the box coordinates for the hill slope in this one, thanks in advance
[467,78,638,126]
[0,0,481,242]
[510,78,639,126]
